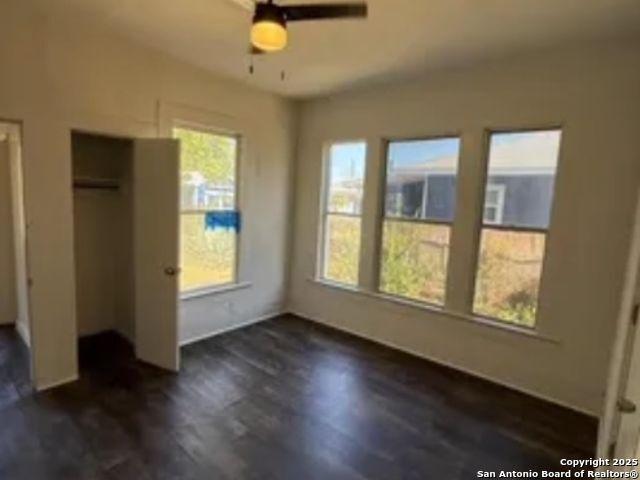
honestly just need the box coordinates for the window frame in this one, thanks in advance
[173,121,243,295]
[471,126,563,328]
[317,140,367,287]
[376,134,462,307]
[483,183,506,225]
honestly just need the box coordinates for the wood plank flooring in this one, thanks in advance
[0,315,597,479]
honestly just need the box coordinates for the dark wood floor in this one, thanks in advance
[0,315,596,479]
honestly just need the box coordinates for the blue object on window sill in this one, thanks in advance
[205,210,241,233]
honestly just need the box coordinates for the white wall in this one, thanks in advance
[0,140,16,326]
[288,40,640,415]
[0,1,295,389]
[73,189,122,336]
[156,102,296,345]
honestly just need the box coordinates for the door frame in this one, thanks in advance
[67,118,180,372]
[0,120,36,387]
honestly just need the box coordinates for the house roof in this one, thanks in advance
[388,131,560,182]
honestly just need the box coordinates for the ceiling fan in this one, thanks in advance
[228,0,368,53]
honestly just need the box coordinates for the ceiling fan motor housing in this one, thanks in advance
[253,2,287,29]
[250,1,368,53]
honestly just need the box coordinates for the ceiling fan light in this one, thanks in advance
[251,20,287,51]
[251,2,287,52]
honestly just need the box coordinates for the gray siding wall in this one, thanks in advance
[388,174,555,228]
[425,176,457,222]
[488,175,555,228]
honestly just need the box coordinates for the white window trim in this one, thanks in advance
[173,123,243,294]
[377,136,461,306]
[181,281,252,301]
[471,128,562,328]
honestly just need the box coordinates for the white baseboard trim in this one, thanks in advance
[36,374,79,392]
[15,320,30,348]
[288,309,597,419]
[179,311,284,347]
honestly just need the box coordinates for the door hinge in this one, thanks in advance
[632,303,639,326]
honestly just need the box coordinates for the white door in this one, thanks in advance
[133,138,180,371]
[599,188,640,462]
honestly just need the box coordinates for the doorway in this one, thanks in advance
[0,121,33,391]
[72,132,135,344]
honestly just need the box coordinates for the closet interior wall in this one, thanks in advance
[72,132,134,340]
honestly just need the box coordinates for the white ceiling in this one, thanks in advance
[35,0,640,98]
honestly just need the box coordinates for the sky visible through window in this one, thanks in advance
[491,130,559,149]
[388,138,460,169]
[487,130,561,172]
[329,143,366,184]
[330,134,560,180]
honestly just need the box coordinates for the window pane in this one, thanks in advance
[380,221,451,305]
[174,127,237,211]
[473,229,546,327]
[486,189,500,205]
[180,213,235,291]
[324,214,361,285]
[484,207,498,224]
[385,138,460,221]
[484,130,561,229]
[326,143,366,214]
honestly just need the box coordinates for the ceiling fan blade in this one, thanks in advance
[282,3,367,22]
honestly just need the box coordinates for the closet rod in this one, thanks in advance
[73,178,120,191]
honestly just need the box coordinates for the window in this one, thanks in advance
[483,184,505,224]
[320,142,367,285]
[473,129,561,327]
[379,137,461,305]
[174,127,239,292]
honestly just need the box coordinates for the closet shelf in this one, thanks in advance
[73,177,120,191]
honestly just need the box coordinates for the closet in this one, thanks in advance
[72,132,135,341]
[71,131,181,371]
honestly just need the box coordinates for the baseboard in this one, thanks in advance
[288,308,597,419]
[179,311,284,347]
[36,374,79,392]
[15,320,30,348]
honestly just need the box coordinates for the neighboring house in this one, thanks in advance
[181,171,235,210]
[329,178,364,214]
[385,142,556,229]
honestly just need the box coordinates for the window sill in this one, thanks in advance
[309,277,559,344]
[181,281,252,301]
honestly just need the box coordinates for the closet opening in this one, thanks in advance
[71,131,182,373]
[71,131,137,371]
